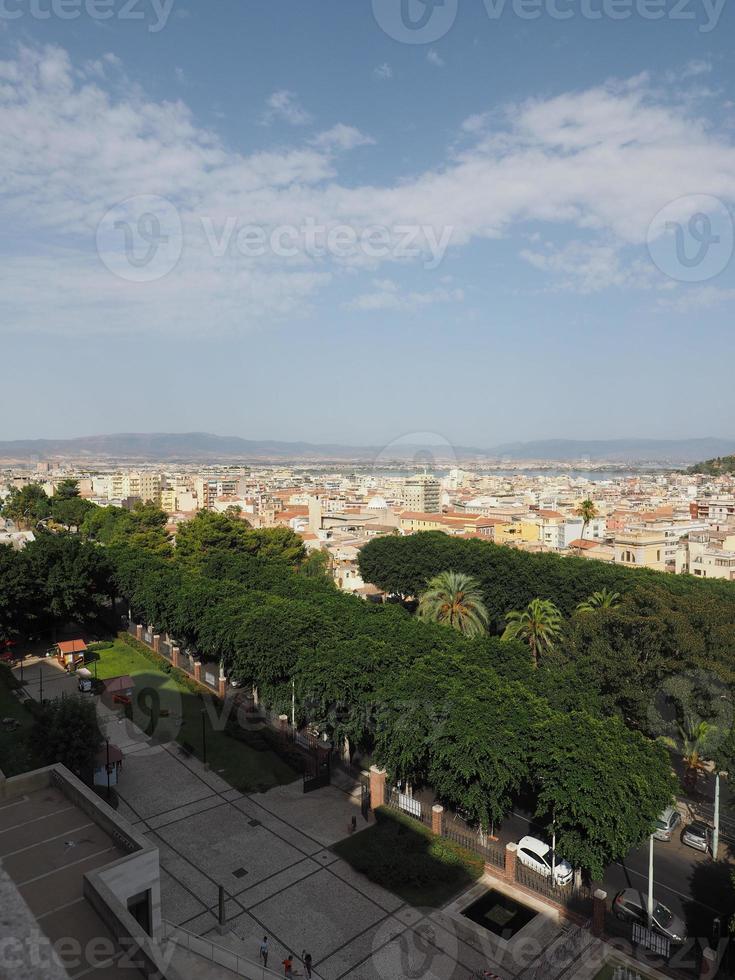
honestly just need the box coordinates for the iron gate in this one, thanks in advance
[303,747,331,793]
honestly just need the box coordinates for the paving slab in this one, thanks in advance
[249,866,388,966]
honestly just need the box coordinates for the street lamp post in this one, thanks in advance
[201,709,207,766]
[647,833,654,930]
[291,678,296,729]
[713,771,722,861]
[39,664,43,703]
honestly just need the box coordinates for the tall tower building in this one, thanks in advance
[404,475,441,514]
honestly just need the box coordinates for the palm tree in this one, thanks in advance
[576,587,622,614]
[502,598,563,667]
[417,571,489,638]
[660,718,711,790]
[575,498,598,555]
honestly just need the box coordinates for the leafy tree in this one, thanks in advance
[54,479,81,500]
[0,545,32,641]
[175,510,254,564]
[576,588,622,614]
[532,711,678,878]
[296,635,395,756]
[82,502,171,556]
[51,495,95,530]
[502,598,563,667]
[417,571,489,638]
[1,483,51,529]
[300,548,333,582]
[29,695,104,782]
[23,536,113,636]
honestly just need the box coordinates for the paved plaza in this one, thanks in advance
[106,709,570,980]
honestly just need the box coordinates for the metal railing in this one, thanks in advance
[162,920,283,979]
[515,862,593,914]
[442,825,505,870]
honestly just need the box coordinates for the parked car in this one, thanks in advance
[613,889,687,944]
[653,806,681,841]
[681,820,712,853]
[516,835,573,885]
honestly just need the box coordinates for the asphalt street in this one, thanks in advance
[493,806,734,941]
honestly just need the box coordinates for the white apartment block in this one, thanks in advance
[676,530,735,580]
[403,475,442,514]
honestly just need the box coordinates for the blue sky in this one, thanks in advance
[1,0,734,446]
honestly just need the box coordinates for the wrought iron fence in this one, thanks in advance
[515,862,593,915]
[387,789,432,827]
[442,825,506,870]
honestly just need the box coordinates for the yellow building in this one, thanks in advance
[614,530,669,571]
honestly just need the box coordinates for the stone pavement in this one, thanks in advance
[108,716,570,980]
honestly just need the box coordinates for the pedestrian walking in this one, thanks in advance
[282,953,294,977]
[302,950,313,977]
[259,936,269,968]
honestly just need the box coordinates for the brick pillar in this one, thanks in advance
[592,889,607,938]
[504,842,518,881]
[700,947,718,980]
[171,647,180,669]
[432,804,444,836]
[218,675,227,699]
[135,624,143,642]
[193,662,202,683]
[278,714,289,740]
[369,766,387,809]
[152,634,160,653]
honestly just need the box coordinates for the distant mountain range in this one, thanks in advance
[1,432,734,465]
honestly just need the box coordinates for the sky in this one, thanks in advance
[1,0,734,447]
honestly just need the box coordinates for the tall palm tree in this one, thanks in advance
[575,498,598,555]
[502,598,563,667]
[417,571,489,638]
[576,587,622,614]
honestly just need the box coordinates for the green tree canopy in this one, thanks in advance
[1,483,51,529]
[29,695,104,782]
[532,711,678,877]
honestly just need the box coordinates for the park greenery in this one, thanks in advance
[687,455,735,476]
[4,497,735,876]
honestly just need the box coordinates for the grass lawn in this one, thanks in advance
[332,806,484,908]
[0,666,42,776]
[88,639,298,794]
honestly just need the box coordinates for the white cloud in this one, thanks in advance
[262,89,312,126]
[655,284,735,313]
[519,241,656,293]
[373,63,393,81]
[310,124,375,152]
[346,279,464,312]
[427,49,445,68]
[2,46,735,335]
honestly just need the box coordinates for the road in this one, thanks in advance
[493,805,734,940]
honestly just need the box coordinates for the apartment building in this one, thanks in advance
[403,474,441,514]
[676,529,735,580]
[108,471,161,503]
